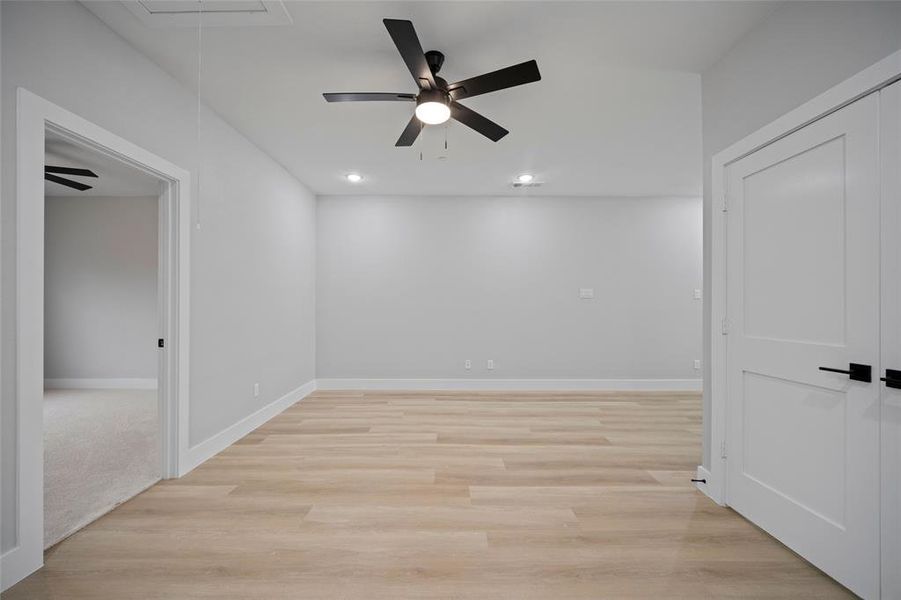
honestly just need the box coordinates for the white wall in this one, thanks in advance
[1,1,317,554]
[44,195,158,381]
[317,195,702,383]
[700,0,901,467]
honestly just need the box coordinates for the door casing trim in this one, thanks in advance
[2,88,192,591]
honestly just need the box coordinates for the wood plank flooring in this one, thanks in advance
[4,391,855,599]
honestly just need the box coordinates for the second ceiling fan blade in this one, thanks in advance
[395,114,423,147]
[383,19,436,90]
[450,102,509,142]
[45,173,93,191]
[323,92,416,102]
[448,60,541,101]
[45,165,98,178]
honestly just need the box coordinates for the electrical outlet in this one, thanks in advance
[579,288,594,299]
[694,360,701,370]
[487,359,495,370]
[694,289,702,300]
[464,359,472,370]
[253,383,260,397]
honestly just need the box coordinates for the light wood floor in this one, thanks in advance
[5,391,854,599]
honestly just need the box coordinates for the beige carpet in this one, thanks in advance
[43,388,160,548]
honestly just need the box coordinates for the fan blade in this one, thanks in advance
[450,102,509,142]
[44,165,98,178]
[395,114,423,147]
[383,19,436,90]
[45,173,93,191]
[448,60,541,101]
[323,92,416,102]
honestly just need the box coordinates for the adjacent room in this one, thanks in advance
[1,1,899,599]
[43,131,162,548]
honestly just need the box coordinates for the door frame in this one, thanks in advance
[3,88,192,589]
[707,51,901,598]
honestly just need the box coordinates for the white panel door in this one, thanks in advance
[725,94,880,599]
[880,81,901,600]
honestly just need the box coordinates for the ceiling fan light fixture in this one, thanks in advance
[415,101,450,125]
[415,89,451,125]
[516,173,534,184]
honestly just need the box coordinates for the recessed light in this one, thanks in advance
[516,173,534,184]
[346,173,363,183]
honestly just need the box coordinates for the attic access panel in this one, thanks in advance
[122,0,292,27]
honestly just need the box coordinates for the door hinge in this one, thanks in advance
[158,338,165,348]
[721,318,729,335]
[720,440,727,459]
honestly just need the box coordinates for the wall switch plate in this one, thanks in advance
[253,383,260,397]
[579,288,594,299]
[464,359,471,370]
[694,289,702,300]
[487,359,495,370]
[694,360,701,370]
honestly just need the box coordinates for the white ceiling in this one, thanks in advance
[45,131,162,197]
[84,1,779,197]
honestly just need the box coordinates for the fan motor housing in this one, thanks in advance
[417,87,450,106]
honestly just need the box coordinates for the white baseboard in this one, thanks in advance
[1,544,42,592]
[179,379,317,476]
[44,378,158,390]
[315,378,702,392]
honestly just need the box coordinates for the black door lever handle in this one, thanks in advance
[881,369,901,389]
[818,363,872,383]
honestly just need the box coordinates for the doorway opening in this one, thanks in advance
[42,131,165,547]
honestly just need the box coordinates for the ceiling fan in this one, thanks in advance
[45,165,98,191]
[323,19,541,147]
